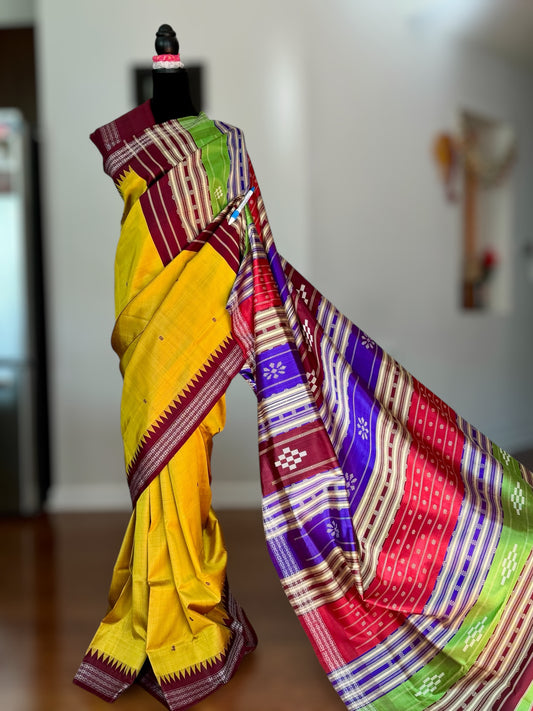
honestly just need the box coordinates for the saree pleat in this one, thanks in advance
[74,102,533,710]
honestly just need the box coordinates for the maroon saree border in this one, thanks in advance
[74,583,257,711]
[73,651,136,703]
[127,336,245,504]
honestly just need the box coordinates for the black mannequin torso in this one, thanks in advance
[150,24,198,123]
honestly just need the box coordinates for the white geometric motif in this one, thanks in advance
[297,284,309,305]
[462,616,487,652]
[357,417,370,440]
[306,370,318,393]
[303,319,314,347]
[511,482,526,516]
[274,446,308,472]
[263,361,287,380]
[214,186,224,200]
[501,543,518,586]
[414,672,445,697]
[501,450,512,466]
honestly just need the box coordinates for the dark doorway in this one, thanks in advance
[0,25,50,513]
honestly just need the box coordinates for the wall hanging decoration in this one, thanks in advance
[434,112,516,311]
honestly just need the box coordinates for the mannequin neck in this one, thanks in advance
[150,69,198,123]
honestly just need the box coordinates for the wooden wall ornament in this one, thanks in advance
[433,114,516,310]
[433,132,460,202]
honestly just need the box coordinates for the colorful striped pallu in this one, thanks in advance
[74,103,533,711]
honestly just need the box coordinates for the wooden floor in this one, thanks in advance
[0,510,345,711]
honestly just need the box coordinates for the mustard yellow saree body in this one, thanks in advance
[74,105,256,709]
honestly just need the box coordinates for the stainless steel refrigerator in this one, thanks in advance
[0,108,49,515]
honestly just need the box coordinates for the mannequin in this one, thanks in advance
[150,24,198,123]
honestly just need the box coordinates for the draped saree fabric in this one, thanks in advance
[74,103,533,711]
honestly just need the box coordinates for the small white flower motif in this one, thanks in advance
[361,334,376,350]
[357,417,370,440]
[346,472,357,492]
[263,362,286,380]
[327,521,340,539]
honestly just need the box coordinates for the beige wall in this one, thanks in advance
[20,1,533,509]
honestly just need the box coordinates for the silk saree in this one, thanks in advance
[74,103,533,710]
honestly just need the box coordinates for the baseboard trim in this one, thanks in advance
[45,480,261,512]
[45,427,533,515]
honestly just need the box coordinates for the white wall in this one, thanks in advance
[0,0,34,25]
[29,1,533,510]
[305,3,533,448]
[35,0,311,510]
